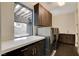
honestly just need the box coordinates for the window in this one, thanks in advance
[14,3,33,38]
[14,22,29,38]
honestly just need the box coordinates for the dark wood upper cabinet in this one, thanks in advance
[34,3,52,27]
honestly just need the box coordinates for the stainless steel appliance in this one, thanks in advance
[37,27,59,55]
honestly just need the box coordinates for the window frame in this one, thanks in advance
[14,2,33,38]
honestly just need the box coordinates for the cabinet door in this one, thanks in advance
[21,46,33,56]
[20,46,35,56]
[42,8,48,26]
[34,3,52,27]
[38,5,43,26]
[35,40,45,56]
[45,11,49,26]
[49,13,52,26]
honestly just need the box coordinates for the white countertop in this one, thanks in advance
[1,36,45,55]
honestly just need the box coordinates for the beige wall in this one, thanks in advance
[0,3,1,55]
[1,2,14,41]
[74,10,78,47]
[77,3,79,54]
[52,12,76,34]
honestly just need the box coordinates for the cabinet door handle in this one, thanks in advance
[35,48,36,54]
[32,49,34,55]
[21,48,28,52]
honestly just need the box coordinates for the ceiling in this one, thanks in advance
[21,2,77,16]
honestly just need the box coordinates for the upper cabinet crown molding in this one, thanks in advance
[34,3,52,27]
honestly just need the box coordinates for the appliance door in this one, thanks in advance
[44,37,51,55]
[38,27,51,36]
[38,27,54,44]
